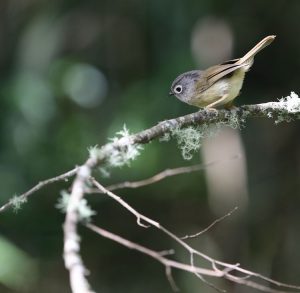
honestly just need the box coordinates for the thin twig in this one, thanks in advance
[181,207,238,240]
[106,155,240,191]
[225,274,296,293]
[165,266,179,292]
[0,167,78,213]
[91,177,158,228]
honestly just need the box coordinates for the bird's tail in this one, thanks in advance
[237,35,276,66]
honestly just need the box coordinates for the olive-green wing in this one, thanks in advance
[195,60,244,93]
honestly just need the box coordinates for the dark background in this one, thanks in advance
[0,0,300,292]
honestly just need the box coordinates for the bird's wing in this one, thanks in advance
[196,60,244,93]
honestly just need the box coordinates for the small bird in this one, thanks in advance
[169,35,275,109]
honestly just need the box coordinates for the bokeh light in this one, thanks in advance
[62,63,108,108]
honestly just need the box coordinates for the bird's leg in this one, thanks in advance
[205,94,229,109]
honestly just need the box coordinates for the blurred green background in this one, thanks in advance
[0,0,300,292]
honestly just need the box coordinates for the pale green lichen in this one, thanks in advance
[88,145,100,161]
[108,125,143,167]
[55,191,70,212]
[168,108,249,160]
[159,132,171,142]
[229,112,242,128]
[275,92,300,124]
[172,126,203,160]
[77,198,96,221]
[89,125,143,169]
[280,92,300,113]
[56,191,96,222]
[222,110,246,129]
[171,124,219,160]
[98,166,110,178]
[9,195,27,213]
[168,110,249,160]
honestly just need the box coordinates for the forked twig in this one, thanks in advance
[86,223,224,276]
[90,178,300,293]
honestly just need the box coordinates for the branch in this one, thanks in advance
[0,167,78,213]
[90,179,300,292]
[86,223,223,277]
[86,223,228,293]
[105,155,239,191]
[181,206,238,240]
[89,94,300,168]
[63,161,97,293]
[128,96,300,146]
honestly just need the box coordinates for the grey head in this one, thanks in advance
[169,70,201,104]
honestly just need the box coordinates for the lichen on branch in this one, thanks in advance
[88,92,300,163]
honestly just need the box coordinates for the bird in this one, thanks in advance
[169,35,275,109]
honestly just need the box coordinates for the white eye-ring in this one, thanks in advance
[174,85,183,94]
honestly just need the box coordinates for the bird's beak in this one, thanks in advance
[169,91,174,96]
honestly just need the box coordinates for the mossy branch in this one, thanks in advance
[92,92,300,166]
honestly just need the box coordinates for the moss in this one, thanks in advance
[275,92,300,124]
[89,125,143,169]
[9,195,27,213]
[56,191,96,222]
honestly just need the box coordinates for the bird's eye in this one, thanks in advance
[174,85,183,94]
